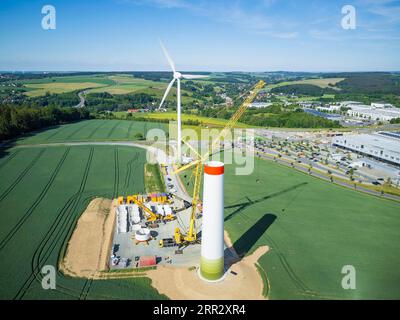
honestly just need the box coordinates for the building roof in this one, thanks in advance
[337,132,400,153]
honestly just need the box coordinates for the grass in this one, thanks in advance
[144,163,166,193]
[13,119,167,145]
[180,154,400,299]
[0,144,166,299]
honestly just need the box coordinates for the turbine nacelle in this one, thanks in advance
[173,71,182,79]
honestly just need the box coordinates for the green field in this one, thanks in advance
[20,74,203,105]
[13,119,167,146]
[20,74,116,97]
[116,112,253,128]
[0,144,166,299]
[182,155,400,299]
[2,121,400,299]
[266,78,345,91]
[144,164,166,193]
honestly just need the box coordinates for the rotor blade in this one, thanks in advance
[171,159,201,175]
[181,74,209,79]
[159,41,176,73]
[158,78,175,109]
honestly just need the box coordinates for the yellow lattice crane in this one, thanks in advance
[171,80,266,245]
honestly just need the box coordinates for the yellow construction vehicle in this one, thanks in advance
[161,80,266,248]
[131,197,175,224]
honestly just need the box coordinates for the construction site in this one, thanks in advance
[61,78,267,292]
[110,192,202,269]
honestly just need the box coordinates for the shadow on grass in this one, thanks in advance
[224,213,276,269]
[233,213,276,257]
[224,182,308,222]
[0,140,17,162]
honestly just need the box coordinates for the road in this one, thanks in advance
[74,91,87,108]
[255,150,400,203]
[13,140,400,203]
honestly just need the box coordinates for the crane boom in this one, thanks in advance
[202,80,266,162]
[174,80,266,245]
[131,197,159,222]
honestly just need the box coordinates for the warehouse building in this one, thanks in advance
[332,132,400,166]
[346,104,400,122]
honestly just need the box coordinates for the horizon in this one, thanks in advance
[1,70,400,74]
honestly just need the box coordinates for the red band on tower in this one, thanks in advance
[204,165,224,175]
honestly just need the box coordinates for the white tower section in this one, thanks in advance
[200,161,225,281]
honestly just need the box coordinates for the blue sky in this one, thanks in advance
[0,0,399,71]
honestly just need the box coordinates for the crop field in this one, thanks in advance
[117,112,253,128]
[20,74,202,103]
[19,74,210,106]
[266,78,345,90]
[86,74,166,95]
[182,155,400,299]
[0,144,166,299]
[13,119,167,146]
[24,82,108,97]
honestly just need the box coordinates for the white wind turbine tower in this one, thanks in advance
[158,41,208,163]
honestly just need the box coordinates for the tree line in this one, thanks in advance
[0,105,90,141]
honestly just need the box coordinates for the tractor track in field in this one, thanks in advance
[126,121,135,139]
[0,148,70,252]
[64,121,93,141]
[0,149,45,203]
[123,153,139,194]
[87,121,108,140]
[44,125,71,141]
[15,193,79,300]
[15,148,95,300]
[107,121,120,139]
[235,207,312,296]
[0,150,20,171]
[113,147,119,198]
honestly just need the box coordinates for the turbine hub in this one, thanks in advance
[173,71,182,79]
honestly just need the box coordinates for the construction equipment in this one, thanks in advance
[170,80,266,247]
[131,197,175,224]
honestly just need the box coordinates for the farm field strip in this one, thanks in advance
[0,145,163,299]
[16,147,93,300]
[265,77,345,90]
[0,148,70,251]
[0,149,45,203]
[13,120,167,146]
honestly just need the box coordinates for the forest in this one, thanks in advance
[0,105,90,141]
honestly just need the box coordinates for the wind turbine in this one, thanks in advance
[158,41,208,162]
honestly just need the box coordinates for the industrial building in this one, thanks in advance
[332,131,400,166]
[345,103,400,122]
[248,102,273,108]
